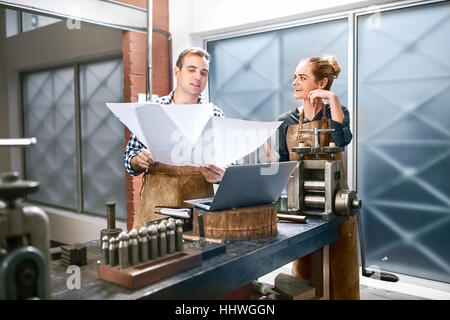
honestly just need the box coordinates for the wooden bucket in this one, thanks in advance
[192,203,278,240]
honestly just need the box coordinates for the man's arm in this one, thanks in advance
[124,133,152,176]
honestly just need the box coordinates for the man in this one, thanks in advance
[125,47,225,230]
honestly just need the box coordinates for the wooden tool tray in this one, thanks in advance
[97,248,201,289]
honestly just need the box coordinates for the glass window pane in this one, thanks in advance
[207,19,348,122]
[23,68,78,210]
[357,2,450,283]
[207,19,348,164]
[5,9,19,37]
[22,12,61,32]
[80,59,126,219]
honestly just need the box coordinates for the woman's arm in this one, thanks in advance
[308,89,345,123]
[261,140,280,163]
[330,107,353,147]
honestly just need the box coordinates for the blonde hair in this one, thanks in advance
[176,47,211,69]
[301,55,341,90]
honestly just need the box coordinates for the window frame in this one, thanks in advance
[201,0,449,283]
[202,0,445,189]
[20,54,124,218]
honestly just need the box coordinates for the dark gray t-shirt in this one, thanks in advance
[277,104,353,162]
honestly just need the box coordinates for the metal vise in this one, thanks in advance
[0,138,51,299]
[287,130,361,220]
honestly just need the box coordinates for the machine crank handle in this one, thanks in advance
[356,208,399,282]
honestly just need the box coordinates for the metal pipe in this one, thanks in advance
[105,201,116,230]
[277,214,306,223]
[146,0,153,101]
[74,64,83,212]
[0,138,36,146]
[168,36,173,91]
[313,127,319,148]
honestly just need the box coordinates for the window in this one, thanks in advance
[356,2,450,283]
[5,9,19,37]
[206,1,450,283]
[21,11,61,32]
[23,58,126,219]
[207,19,348,164]
[79,60,126,217]
[23,67,78,209]
[207,19,348,122]
[4,9,61,37]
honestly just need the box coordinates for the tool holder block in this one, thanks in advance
[97,248,201,289]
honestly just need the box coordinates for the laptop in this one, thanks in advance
[185,161,297,211]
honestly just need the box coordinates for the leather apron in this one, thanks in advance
[287,105,360,300]
[132,163,214,230]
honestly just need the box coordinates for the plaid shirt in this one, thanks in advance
[124,91,225,176]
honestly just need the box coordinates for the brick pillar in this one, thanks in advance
[120,0,170,231]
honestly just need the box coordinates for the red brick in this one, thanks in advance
[120,0,169,229]
[119,0,146,9]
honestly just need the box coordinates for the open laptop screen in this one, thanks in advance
[187,161,297,211]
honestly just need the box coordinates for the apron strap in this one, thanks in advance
[296,103,328,138]
[321,104,327,128]
[140,169,149,201]
[297,106,304,140]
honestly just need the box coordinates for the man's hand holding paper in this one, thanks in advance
[107,102,282,168]
[130,149,154,173]
[199,165,225,183]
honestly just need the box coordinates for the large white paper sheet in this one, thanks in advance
[106,102,281,167]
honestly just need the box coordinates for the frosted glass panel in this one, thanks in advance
[5,9,19,37]
[80,59,126,219]
[207,19,348,122]
[21,12,61,32]
[207,19,348,164]
[357,2,450,283]
[23,68,77,210]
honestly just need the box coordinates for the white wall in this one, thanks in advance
[168,0,397,189]
[169,0,395,69]
[40,204,126,245]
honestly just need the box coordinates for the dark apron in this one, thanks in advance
[287,105,359,300]
[132,163,213,230]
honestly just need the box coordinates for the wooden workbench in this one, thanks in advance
[50,215,345,300]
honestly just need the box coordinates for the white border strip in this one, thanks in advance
[359,267,450,300]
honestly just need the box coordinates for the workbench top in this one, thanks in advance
[50,216,344,300]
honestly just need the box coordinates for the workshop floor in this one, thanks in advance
[257,263,450,300]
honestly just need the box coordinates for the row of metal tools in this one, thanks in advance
[100,218,184,270]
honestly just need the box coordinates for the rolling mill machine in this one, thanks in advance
[0,138,51,299]
[286,128,398,282]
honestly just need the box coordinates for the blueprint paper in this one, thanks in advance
[106,102,281,167]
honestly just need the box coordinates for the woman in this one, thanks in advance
[277,55,359,300]
[278,55,352,161]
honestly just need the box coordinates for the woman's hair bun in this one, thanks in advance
[323,55,341,78]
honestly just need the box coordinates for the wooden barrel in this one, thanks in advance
[192,203,277,240]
